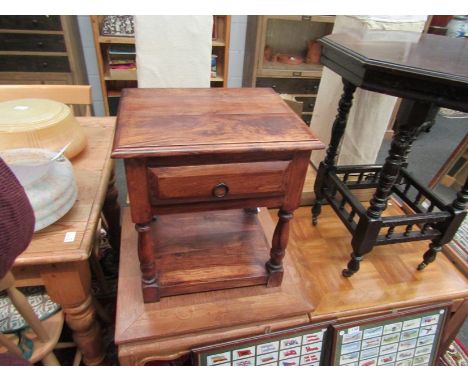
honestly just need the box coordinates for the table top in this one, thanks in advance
[115,204,468,349]
[14,117,116,266]
[320,31,468,111]
[321,31,468,82]
[112,88,322,158]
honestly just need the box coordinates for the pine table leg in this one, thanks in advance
[41,261,105,365]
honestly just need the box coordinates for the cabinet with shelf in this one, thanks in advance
[0,16,88,113]
[243,16,335,125]
[91,16,230,116]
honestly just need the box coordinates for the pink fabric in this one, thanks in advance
[0,158,35,279]
[0,353,30,366]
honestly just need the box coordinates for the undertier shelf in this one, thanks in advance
[323,165,456,246]
[150,208,272,298]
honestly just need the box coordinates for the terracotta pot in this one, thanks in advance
[275,54,303,65]
[263,45,273,62]
[306,40,321,64]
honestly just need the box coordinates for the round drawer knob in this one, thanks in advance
[37,41,44,48]
[212,183,229,198]
[42,62,49,68]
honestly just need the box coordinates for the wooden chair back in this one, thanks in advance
[0,85,93,116]
[0,271,62,365]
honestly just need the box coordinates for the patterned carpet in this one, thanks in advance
[441,339,468,366]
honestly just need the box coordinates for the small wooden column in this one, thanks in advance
[312,79,356,225]
[266,209,293,286]
[125,158,160,303]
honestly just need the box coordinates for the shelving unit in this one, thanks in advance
[0,16,88,114]
[243,15,335,125]
[91,16,231,116]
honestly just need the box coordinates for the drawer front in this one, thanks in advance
[0,55,70,72]
[0,16,62,31]
[147,161,291,204]
[0,33,66,52]
[256,77,320,94]
[296,96,316,113]
[301,114,312,126]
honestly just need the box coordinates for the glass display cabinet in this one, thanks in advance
[243,16,335,126]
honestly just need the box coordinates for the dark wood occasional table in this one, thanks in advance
[112,88,324,302]
[311,31,468,277]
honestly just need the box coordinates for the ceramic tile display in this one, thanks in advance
[193,323,331,366]
[331,305,448,366]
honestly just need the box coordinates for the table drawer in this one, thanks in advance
[296,96,316,113]
[147,161,291,204]
[0,55,70,72]
[302,114,312,126]
[0,33,66,52]
[256,77,320,94]
[0,16,62,31]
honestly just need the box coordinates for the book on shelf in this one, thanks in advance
[107,44,136,73]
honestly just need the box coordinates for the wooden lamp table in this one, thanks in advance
[311,31,468,277]
[11,117,120,365]
[112,88,324,303]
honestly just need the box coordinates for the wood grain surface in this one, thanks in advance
[322,32,468,81]
[149,209,271,297]
[116,203,467,363]
[148,160,290,202]
[282,205,468,320]
[320,32,468,112]
[112,88,324,158]
[115,207,314,345]
[14,117,116,265]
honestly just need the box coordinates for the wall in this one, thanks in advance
[227,15,247,88]
[77,15,248,114]
[77,16,105,116]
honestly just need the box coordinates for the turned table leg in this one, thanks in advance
[124,159,160,302]
[266,209,293,287]
[102,165,121,254]
[41,261,105,365]
[418,177,468,270]
[312,79,356,225]
[343,100,433,277]
[136,217,160,302]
